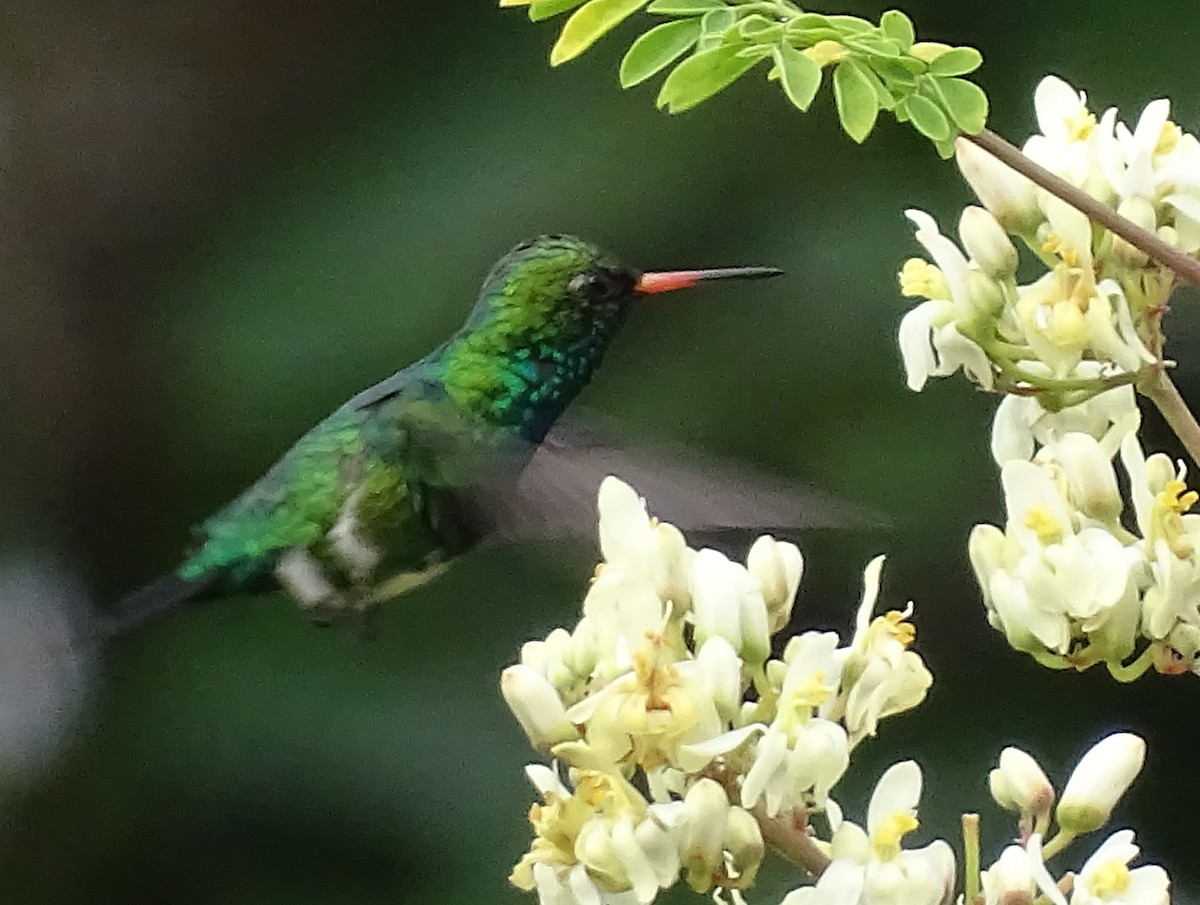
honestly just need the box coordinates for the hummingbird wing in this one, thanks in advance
[461,411,887,546]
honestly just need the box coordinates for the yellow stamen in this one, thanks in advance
[899,258,947,299]
[1025,506,1064,544]
[792,670,833,710]
[1090,861,1131,897]
[885,611,917,646]
[1157,122,1182,157]
[1065,108,1096,141]
[871,812,919,859]
[1160,479,1197,515]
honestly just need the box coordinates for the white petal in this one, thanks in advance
[867,760,922,835]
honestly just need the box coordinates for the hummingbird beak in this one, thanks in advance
[633,266,784,294]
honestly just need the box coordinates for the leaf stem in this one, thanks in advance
[965,129,1200,289]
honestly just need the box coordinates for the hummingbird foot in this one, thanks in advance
[367,558,452,605]
[274,548,349,626]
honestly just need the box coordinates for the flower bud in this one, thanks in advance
[988,747,1054,821]
[1057,733,1145,834]
[500,664,577,750]
[695,636,743,722]
[955,138,1042,234]
[681,779,729,892]
[691,549,770,665]
[963,269,1006,317]
[747,535,804,632]
[981,844,1037,905]
[960,206,1019,279]
[724,804,765,888]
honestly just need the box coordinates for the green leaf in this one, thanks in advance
[657,43,767,112]
[879,9,914,50]
[528,0,588,21]
[933,76,989,133]
[904,93,951,141]
[791,13,832,29]
[832,59,879,142]
[700,7,736,36]
[646,0,725,12]
[550,0,650,65]
[825,14,874,33]
[933,136,957,159]
[873,57,917,88]
[772,44,821,111]
[927,46,983,77]
[840,32,902,57]
[619,19,702,86]
[860,62,896,110]
[736,14,779,39]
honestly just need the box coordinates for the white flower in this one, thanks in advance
[1013,198,1151,379]
[830,762,956,905]
[597,477,694,607]
[740,716,849,817]
[694,636,744,724]
[1073,830,1169,905]
[690,549,770,665]
[502,664,578,751]
[988,746,1054,824]
[684,631,849,817]
[582,478,697,682]
[959,206,1019,279]
[677,779,764,893]
[955,137,1042,233]
[521,625,601,708]
[747,535,804,633]
[510,769,682,905]
[839,557,932,746]
[1058,733,1145,834]
[972,458,1141,663]
[1022,76,1116,201]
[565,632,726,774]
[991,368,1140,465]
[981,844,1039,905]
[897,209,999,392]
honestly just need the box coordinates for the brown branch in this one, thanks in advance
[965,129,1200,288]
[757,809,832,876]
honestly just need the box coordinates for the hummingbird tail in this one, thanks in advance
[99,571,220,639]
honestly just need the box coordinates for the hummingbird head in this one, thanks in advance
[443,234,781,440]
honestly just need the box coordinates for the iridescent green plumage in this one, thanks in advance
[109,235,785,631]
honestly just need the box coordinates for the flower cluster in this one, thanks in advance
[979,733,1168,905]
[898,75,1200,402]
[896,75,1200,679]
[503,477,932,905]
[968,378,1200,678]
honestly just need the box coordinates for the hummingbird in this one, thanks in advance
[105,234,852,636]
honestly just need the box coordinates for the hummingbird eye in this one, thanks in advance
[570,269,632,303]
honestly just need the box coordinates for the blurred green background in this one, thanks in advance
[2,1,1199,902]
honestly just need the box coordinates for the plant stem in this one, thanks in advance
[1138,368,1200,465]
[758,810,832,876]
[965,129,1200,289]
[962,813,981,905]
[1040,829,1077,861]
